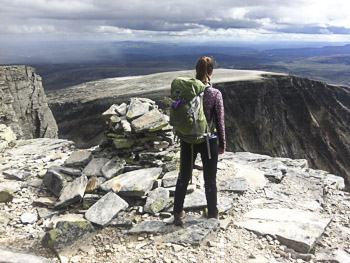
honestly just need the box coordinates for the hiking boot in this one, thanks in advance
[204,208,219,219]
[208,212,219,219]
[174,210,185,226]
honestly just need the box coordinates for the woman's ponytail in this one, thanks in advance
[196,56,214,84]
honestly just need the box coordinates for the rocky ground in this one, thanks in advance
[0,97,350,263]
[0,138,349,263]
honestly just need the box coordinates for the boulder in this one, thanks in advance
[85,192,129,227]
[43,166,72,196]
[162,170,179,188]
[0,190,14,203]
[144,187,170,215]
[82,158,109,177]
[100,167,162,197]
[55,175,88,209]
[42,221,94,256]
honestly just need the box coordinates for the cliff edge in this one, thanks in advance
[47,69,350,185]
[0,65,58,139]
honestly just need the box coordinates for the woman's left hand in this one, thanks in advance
[218,147,225,154]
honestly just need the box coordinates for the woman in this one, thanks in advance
[173,56,226,226]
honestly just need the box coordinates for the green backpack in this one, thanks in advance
[169,77,212,145]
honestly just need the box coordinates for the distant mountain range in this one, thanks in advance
[1,41,350,89]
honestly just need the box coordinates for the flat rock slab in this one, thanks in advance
[218,177,249,194]
[144,187,170,215]
[131,109,168,133]
[315,248,350,263]
[55,175,88,209]
[65,150,92,168]
[153,216,220,245]
[7,138,74,157]
[182,190,234,212]
[128,220,166,234]
[82,158,109,177]
[101,157,125,180]
[0,245,54,263]
[235,208,332,253]
[234,163,267,189]
[100,167,162,197]
[85,192,128,227]
[3,169,31,181]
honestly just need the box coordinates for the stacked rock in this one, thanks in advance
[101,98,178,172]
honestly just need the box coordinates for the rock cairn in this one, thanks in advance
[100,98,178,172]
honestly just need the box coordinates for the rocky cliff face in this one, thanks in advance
[47,69,350,184]
[0,65,58,139]
[215,74,350,186]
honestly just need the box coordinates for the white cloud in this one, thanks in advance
[0,0,350,41]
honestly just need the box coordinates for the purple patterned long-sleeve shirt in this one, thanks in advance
[203,86,226,150]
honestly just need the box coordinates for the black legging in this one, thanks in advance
[173,138,218,216]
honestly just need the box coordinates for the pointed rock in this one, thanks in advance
[55,175,88,209]
[102,104,118,116]
[126,99,151,120]
[85,192,128,227]
[100,167,162,197]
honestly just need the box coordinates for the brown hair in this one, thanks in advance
[196,56,214,84]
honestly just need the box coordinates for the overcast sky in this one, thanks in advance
[1,0,350,43]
